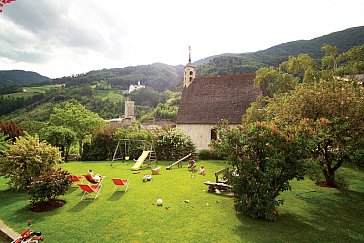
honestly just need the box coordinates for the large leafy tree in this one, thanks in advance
[50,100,105,156]
[40,126,76,162]
[265,78,364,187]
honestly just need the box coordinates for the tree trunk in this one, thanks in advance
[79,139,83,157]
[322,167,336,187]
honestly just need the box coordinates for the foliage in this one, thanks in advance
[0,120,24,142]
[53,63,183,92]
[198,149,224,160]
[0,133,10,155]
[0,70,50,88]
[81,125,118,161]
[28,168,72,205]
[213,120,313,221]
[39,126,76,162]
[265,79,364,187]
[128,87,167,108]
[0,135,62,190]
[18,120,49,136]
[0,85,23,95]
[50,100,105,156]
[154,127,196,160]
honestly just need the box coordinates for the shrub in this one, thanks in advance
[215,120,313,221]
[198,149,225,160]
[81,125,118,161]
[154,128,196,160]
[0,135,62,190]
[28,168,72,205]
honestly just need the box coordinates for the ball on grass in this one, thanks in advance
[157,199,163,206]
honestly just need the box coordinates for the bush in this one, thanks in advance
[81,125,118,161]
[0,135,62,190]
[154,128,196,160]
[28,168,72,205]
[198,149,225,160]
[215,121,312,221]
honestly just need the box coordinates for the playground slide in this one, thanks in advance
[131,151,151,171]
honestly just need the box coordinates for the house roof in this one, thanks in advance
[176,73,261,124]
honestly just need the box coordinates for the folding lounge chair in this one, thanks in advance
[111,178,130,192]
[84,174,105,185]
[78,184,102,201]
[69,175,83,184]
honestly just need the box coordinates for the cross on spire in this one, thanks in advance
[188,45,191,63]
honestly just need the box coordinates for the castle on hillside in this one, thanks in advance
[128,81,145,93]
[176,47,261,150]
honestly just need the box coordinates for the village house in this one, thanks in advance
[176,48,261,150]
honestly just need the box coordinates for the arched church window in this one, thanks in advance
[211,128,218,141]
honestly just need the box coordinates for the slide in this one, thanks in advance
[131,151,151,171]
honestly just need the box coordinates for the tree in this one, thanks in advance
[40,126,76,161]
[0,135,62,190]
[265,79,364,187]
[0,120,24,142]
[81,125,118,161]
[211,120,312,221]
[50,100,105,156]
[254,67,298,97]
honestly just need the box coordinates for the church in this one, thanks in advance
[175,48,261,150]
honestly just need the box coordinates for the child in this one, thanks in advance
[188,159,196,170]
[198,165,205,175]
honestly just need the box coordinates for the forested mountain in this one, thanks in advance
[54,63,184,92]
[196,26,364,76]
[0,70,51,88]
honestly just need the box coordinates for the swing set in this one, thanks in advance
[110,139,157,168]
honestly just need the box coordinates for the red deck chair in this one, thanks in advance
[78,184,102,201]
[111,178,130,192]
[83,174,105,185]
[68,175,83,185]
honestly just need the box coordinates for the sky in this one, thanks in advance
[0,0,363,79]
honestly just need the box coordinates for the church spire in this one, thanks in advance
[188,45,191,63]
[183,45,196,88]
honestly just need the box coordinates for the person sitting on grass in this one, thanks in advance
[198,165,205,175]
[188,159,196,171]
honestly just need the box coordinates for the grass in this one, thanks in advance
[94,90,123,102]
[0,161,363,242]
[4,85,60,99]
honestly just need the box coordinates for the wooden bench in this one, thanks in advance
[204,181,232,193]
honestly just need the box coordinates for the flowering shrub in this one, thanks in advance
[0,135,62,190]
[215,120,313,221]
[154,128,196,160]
[28,168,72,205]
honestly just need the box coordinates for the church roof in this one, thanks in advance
[176,73,261,124]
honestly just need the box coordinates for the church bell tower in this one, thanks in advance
[183,46,196,88]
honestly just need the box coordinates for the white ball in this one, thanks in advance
[156,199,163,206]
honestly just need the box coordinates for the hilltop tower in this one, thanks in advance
[183,46,196,88]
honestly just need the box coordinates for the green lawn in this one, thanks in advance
[0,161,363,242]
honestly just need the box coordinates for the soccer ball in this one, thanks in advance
[156,199,163,206]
